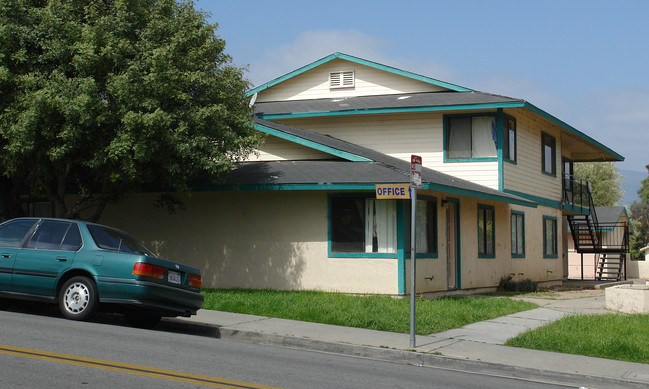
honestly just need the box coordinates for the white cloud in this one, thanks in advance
[247,30,455,87]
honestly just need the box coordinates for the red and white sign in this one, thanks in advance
[410,155,422,189]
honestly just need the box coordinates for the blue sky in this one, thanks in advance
[195,0,649,181]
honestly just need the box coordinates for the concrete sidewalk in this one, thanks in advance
[168,294,649,388]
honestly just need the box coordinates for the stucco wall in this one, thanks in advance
[96,190,563,294]
[99,191,400,294]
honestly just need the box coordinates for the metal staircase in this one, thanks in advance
[564,174,629,281]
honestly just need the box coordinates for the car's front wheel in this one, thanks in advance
[58,276,98,321]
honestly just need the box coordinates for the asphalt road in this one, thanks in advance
[0,302,573,389]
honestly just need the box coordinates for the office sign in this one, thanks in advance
[375,184,412,199]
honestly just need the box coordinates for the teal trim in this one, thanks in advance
[542,171,557,178]
[524,102,624,161]
[503,189,560,209]
[254,123,372,162]
[259,102,522,120]
[425,184,537,208]
[205,183,379,191]
[511,211,526,258]
[445,157,498,163]
[328,252,397,259]
[542,216,559,258]
[497,109,504,191]
[247,52,473,96]
[477,204,496,258]
[561,202,590,215]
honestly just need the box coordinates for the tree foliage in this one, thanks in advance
[573,162,623,206]
[0,0,261,221]
[630,165,649,260]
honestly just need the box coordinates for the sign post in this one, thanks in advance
[409,155,422,348]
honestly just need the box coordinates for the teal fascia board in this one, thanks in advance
[523,102,624,161]
[247,52,473,96]
[504,189,561,209]
[258,102,523,120]
[423,184,537,208]
[254,123,372,162]
[209,183,378,191]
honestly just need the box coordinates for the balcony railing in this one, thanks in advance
[563,173,592,211]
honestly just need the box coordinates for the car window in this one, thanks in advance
[0,219,37,248]
[60,223,82,251]
[27,220,79,251]
[87,224,155,256]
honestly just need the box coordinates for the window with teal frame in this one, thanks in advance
[503,116,516,163]
[478,204,495,257]
[543,216,558,258]
[511,211,525,257]
[329,195,397,257]
[541,132,556,176]
[405,197,438,257]
[445,114,498,161]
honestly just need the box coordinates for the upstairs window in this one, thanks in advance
[446,116,497,160]
[542,132,556,175]
[330,71,355,89]
[503,117,516,162]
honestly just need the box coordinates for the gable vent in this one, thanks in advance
[330,71,355,89]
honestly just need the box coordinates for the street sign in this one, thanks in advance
[375,184,412,199]
[411,155,422,189]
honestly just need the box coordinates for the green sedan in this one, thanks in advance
[0,217,204,328]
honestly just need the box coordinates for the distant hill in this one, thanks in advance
[619,169,646,206]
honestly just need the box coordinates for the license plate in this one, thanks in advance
[168,270,181,284]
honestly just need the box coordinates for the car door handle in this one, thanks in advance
[56,257,68,262]
[2,253,11,259]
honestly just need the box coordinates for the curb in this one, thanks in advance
[215,327,649,389]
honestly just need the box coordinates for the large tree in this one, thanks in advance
[630,165,649,260]
[574,162,624,206]
[0,0,261,221]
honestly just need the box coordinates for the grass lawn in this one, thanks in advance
[505,313,649,364]
[201,289,537,335]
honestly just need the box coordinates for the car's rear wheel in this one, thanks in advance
[58,276,98,321]
[124,308,161,329]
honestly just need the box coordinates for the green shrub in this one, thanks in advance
[497,275,538,292]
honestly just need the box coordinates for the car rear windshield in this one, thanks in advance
[87,225,156,256]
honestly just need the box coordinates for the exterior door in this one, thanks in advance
[446,201,459,290]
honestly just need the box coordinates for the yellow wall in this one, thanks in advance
[97,190,562,294]
[99,191,400,294]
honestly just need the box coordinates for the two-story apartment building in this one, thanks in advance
[99,53,624,295]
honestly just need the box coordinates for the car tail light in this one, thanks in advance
[188,273,202,289]
[133,263,165,280]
